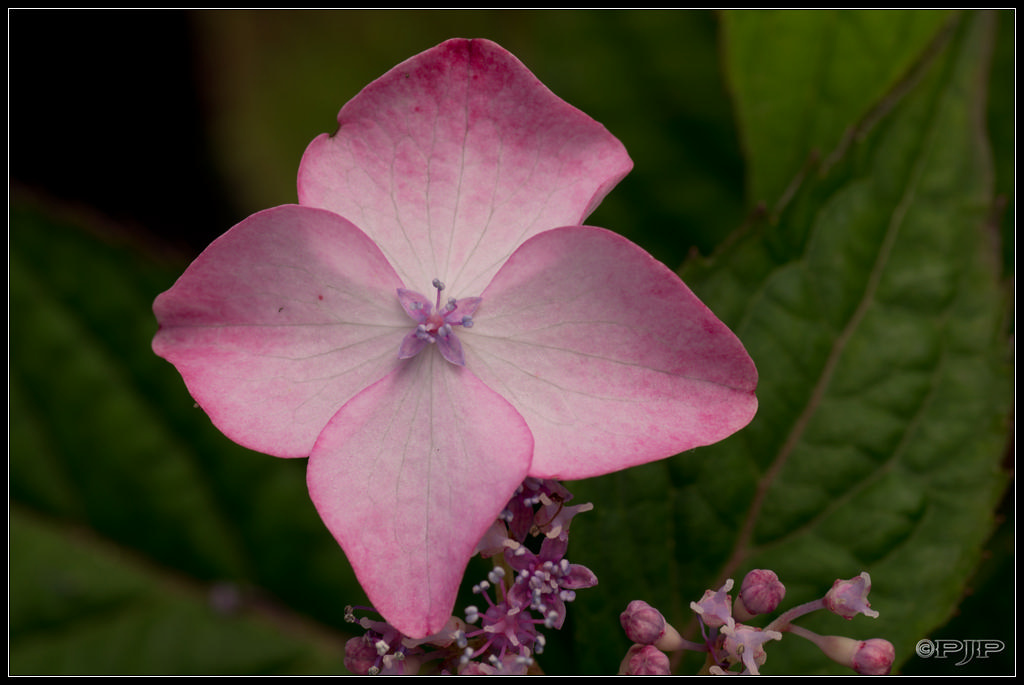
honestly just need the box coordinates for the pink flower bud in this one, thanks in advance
[796,630,895,675]
[853,638,895,675]
[619,644,671,675]
[738,569,786,616]
[343,635,379,675]
[620,600,667,644]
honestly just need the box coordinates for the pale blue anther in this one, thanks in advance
[415,325,434,343]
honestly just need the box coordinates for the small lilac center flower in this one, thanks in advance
[397,279,482,367]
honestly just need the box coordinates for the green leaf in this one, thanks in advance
[720,9,952,208]
[9,508,345,675]
[569,10,1011,675]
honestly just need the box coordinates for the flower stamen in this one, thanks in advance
[397,279,482,367]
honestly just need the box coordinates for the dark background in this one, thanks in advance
[11,10,237,252]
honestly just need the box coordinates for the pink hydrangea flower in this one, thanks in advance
[152,38,757,638]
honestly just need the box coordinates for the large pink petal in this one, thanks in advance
[307,353,533,638]
[464,226,758,480]
[153,204,409,458]
[297,38,632,300]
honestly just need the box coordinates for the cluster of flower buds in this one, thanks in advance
[343,478,596,675]
[619,570,894,675]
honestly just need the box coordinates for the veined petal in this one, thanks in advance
[307,353,533,639]
[297,38,632,299]
[152,205,409,458]
[465,226,758,480]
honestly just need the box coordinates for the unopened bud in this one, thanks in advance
[344,635,379,675]
[620,600,666,644]
[788,626,894,675]
[852,638,895,675]
[619,644,671,675]
[737,569,786,617]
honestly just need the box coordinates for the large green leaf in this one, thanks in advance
[720,9,951,208]
[568,10,1011,675]
[9,508,344,675]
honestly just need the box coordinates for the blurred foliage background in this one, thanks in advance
[9,9,1014,675]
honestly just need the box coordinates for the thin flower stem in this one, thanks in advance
[764,598,825,633]
[678,637,711,652]
[782,623,821,644]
